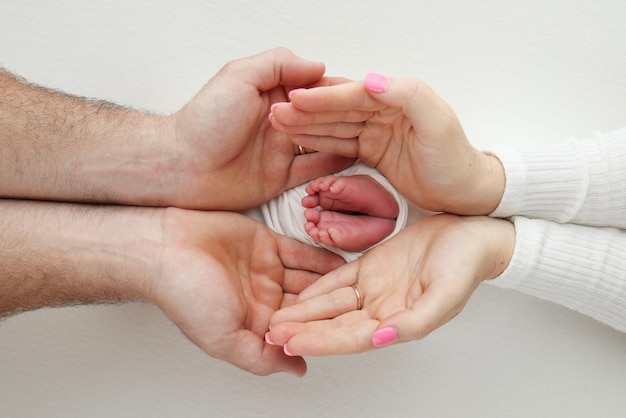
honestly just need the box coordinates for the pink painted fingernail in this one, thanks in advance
[288,88,306,100]
[372,327,398,347]
[284,344,295,356]
[364,72,389,93]
[265,332,276,346]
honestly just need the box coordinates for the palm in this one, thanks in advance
[368,108,478,213]
[360,215,489,331]
[152,209,344,375]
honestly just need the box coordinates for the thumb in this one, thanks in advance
[236,47,326,92]
[371,286,468,347]
[225,329,308,377]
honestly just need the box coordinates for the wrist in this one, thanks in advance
[441,150,505,216]
[471,151,505,215]
[483,217,515,281]
[80,113,178,207]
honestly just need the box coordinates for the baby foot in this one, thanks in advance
[302,174,399,252]
[304,209,397,252]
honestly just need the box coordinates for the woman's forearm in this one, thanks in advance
[0,199,160,317]
[490,127,626,228]
[490,215,626,332]
[0,69,175,205]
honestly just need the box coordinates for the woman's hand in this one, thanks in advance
[270,75,505,215]
[267,214,515,356]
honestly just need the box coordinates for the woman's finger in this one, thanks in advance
[272,102,374,125]
[271,285,361,326]
[271,118,364,139]
[288,80,384,112]
[283,315,380,356]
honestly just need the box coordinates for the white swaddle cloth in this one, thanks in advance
[260,162,408,262]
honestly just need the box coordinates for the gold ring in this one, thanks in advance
[351,284,363,310]
[296,144,306,155]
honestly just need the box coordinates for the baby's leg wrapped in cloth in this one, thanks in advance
[260,162,409,262]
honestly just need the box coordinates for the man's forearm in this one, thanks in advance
[0,69,175,205]
[0,199,160,317]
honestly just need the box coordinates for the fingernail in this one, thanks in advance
[364,72,389,93]
[284,344,295,356]
[265,332,276,346]
[288,88,306,100]
[372,327,398,347]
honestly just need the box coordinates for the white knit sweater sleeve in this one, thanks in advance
[490,216,626,332]
[489,127,626,228]
[487,127,626,331]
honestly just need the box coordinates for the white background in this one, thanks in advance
[1,1,626,417]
